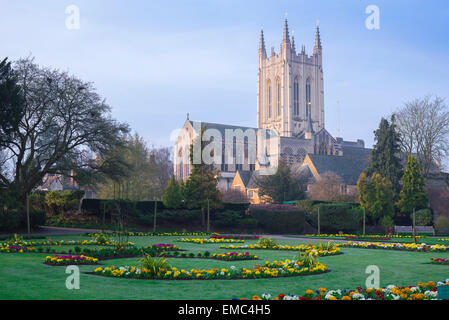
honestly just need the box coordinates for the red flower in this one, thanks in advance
[278,294,285,299]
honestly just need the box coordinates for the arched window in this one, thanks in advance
[276,79,281,116]
[267,80,272,118]
[293,77,299,116]
[306,77,311,118]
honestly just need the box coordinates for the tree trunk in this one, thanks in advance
[201,207,205,229]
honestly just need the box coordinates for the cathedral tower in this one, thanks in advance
[257,20,324,138]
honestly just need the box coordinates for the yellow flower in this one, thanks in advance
[341,296,351,300]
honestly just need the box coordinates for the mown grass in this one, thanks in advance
[1,234,449,300]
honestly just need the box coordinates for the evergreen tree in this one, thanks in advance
[183,129,222,226]
[357,172,395,225]
[397,155,428,213]
[0,57,24,148]
[366,117,403,199]
[254,160,306,203]
[162,176,183,209]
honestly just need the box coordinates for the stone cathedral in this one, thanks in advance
[174,19,370,192]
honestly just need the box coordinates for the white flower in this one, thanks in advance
[386,285,396,290]
[424,290,438,298]
[410,286,419,292]
[284,295,299,300]
[261,293,272,300]
[391,294,401,300]
[351,293,365,300]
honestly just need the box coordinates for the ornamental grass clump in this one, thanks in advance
[295,252,318,269]
[139,254,169,276]
[318,240,336,251]
[257,237,278,248]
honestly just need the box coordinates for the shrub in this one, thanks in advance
[257,237,278,248]
[0,209,46,231]
[157,209,202,225]
[95,233,111,244]
[28,192,46,211]
[435,216,449,229]
[414,209,433,226]
[221,202,251,212]
[380,215,395,232]
[249,204,306,234]
[45,190,83,216]
[25,210,47,228]
[213,210,244,228]
[311,203,362,234]
[0,211,21,231]
[161,176,183,209]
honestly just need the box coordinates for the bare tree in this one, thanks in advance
[221,188,249,203]
[307,171,356,202]
[149,146,173,198]
[0,57,129,205]
[395,95,449,176]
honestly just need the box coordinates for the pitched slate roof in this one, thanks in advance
[291,163,317,184]
[342,146,372,159]
[306,154,370,185]
[247,171,262,189]
[189,120,257,136]
[236,170,253,187]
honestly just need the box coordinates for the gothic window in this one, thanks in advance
[294,77,299,116]
[306,77,311,118]
[267,80,272,118]
[276,79,281,116]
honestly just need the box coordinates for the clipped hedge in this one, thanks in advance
[221,202,251,212]
[311,203,362,233]
[249,204,306,234]
[0,209,46,231]
[81,199,166,217]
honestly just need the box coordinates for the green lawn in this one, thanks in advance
[289,234,449,245]
[1,234,449,300]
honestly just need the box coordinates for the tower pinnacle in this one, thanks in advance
[314,25,322,53]
[259,28,266,51]
[283,18,290,44]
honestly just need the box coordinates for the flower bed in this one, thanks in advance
[304,233,423,239]
[430,258,449,265]
[1,239,134,248]
[0,245,37,253]
[212,252,258,261]
[87,232,219,237]
[84,244,183,259]
[244,280,448,300]
[155,250,258,260]
[44,255,99,266]
[92,259,327,280]
[220,244,341,257]
[338,241,449,252]
[210,235,261,240]
[344,236,391,241]
[176,238,245,244]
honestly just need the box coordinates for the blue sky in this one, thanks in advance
[1,0,448,149]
